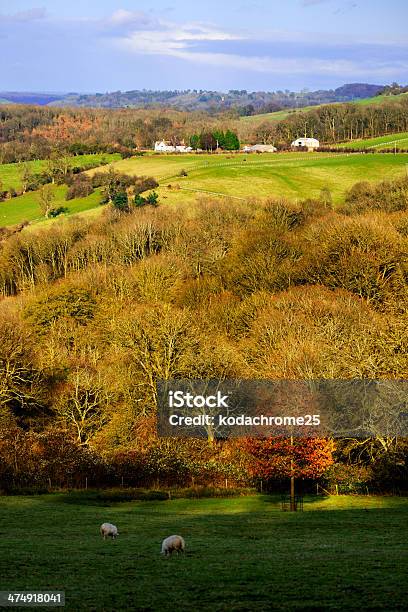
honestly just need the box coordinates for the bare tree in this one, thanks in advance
[38,184,55,218]
[55,368,112,445]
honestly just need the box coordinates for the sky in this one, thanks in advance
[0,0,407,93]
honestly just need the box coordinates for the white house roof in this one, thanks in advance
[291,137,320,147]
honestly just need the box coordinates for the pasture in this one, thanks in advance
[0,153,121,192]
[105,151,408,205]
[0,493,406,611]
[238,104,329,125]
[2,151,408,227]
[0,185,103,226]
[335,132,408,150]
[354,92,408,106]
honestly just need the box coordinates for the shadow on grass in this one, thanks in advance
[55,487,257,507]
[56,489,170,506]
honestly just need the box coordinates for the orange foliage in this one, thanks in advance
[240,437,334,480]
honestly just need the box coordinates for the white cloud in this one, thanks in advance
[121,39,408,78]
[113,18,407,80]
[301,0,331,6]
[107,9,156,28]
[0,8,46,23]
[116,21,244,57]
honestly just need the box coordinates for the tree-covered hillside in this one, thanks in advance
[1,177,408,492]
[0,83,384,113]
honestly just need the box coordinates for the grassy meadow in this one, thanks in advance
[335,132,408,150]
[1,151,408,227]
[105,151,408,205]
[238,104,329,125]
[0,493,407,611]
[0,153,121,192]
[354,92,408,106]
[0,185,104,226]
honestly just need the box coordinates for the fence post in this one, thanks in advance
[85,477,88,490]
[48,477,51,490]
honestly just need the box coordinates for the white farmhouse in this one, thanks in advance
[154,140,192,153]
[291,137,320,151]
[154,140,176,152]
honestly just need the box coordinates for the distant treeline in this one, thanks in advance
[0,83,384,112]
[0,106,229,163]
[1,95,408,161]
[251,96,408,145]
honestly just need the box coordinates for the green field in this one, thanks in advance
[2,151,408,227]
[354,92,408,106]
[0,493,406,611]
[239,103,330,125]
[335,132,408,150]
[106,151,408,206]
[0,153,121,192]
[0,185,104,226]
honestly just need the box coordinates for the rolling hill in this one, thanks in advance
[0,83,384,112]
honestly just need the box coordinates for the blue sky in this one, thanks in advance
[1,0,407,92]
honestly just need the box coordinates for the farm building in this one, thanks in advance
[242,144,277,153]
[154,140,192,153]
[291,137,320,150]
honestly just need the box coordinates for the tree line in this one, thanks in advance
[189,129,240,150]
[0,105,229,163]
[250,97,408,145]
[2,96,408,162]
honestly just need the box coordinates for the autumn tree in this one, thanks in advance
[38,184,56,218]
[241,437,334,482]
[19,162,35,194]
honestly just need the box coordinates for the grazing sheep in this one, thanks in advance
[100,523,119,540]
[161,535,185,556]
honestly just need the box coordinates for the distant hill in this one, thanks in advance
[0,83,384,112]
[0,92,66,105]
[332,83,383,99]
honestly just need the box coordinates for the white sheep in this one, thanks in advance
[100,522,119,540]
[161,535,185,556]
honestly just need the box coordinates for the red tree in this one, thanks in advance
[240,437,334,480]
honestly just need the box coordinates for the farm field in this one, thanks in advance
[106,151,408,205]
[239,103,330,125]
[354,92,408,106]
[334,132,408,150]
[2,152,408,227]
[0,184,103,226]
[0,153,121,191]
[0,493,407,611]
